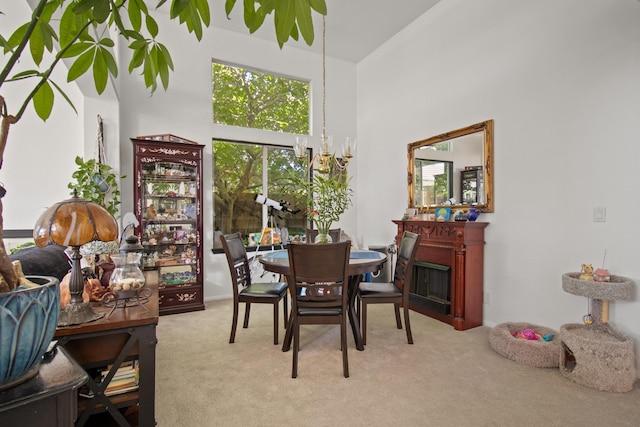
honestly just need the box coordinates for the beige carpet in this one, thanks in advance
[156,299,640,426]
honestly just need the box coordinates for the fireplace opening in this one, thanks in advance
[410,261,451,314]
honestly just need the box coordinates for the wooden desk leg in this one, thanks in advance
[348,275,365,351]
[137,324,157,427]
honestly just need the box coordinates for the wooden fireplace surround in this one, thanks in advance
[393,220,488,330]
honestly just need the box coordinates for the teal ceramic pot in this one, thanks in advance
[0,276,60,391]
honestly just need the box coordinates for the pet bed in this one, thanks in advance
[489,322,560,368]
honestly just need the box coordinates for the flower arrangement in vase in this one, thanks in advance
[296,155,353,243]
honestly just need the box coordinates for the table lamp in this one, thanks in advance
[33,191,118,326]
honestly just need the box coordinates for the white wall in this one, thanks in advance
[115,15,358,300]
[0,2,84,231]
[357,0,640,369]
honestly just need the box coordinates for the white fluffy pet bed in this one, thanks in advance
[489,322,560,368]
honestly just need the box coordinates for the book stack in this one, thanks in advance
[80,360,139,398]
[103,360,139,396]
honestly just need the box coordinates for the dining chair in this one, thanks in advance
[285,241,351,378]
[305,228,341,243]
[220,233,288,345]
[357,231,421,345]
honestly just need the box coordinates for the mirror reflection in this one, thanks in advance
[408,120,494,213]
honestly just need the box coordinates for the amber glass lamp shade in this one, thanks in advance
[33,193,118,326]
[33,195,118,247]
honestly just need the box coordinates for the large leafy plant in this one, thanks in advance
[0,0,326,292]
[226,0,327,47]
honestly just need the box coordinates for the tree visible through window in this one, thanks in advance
[212,62,310,134]
[212,62,312,247]
[415,159,453,206]
[213,140,309,248]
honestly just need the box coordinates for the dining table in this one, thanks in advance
[259,248,387,351]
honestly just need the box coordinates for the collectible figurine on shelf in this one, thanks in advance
[146,204,157,219]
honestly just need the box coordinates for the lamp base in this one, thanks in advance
[57,302,105,327]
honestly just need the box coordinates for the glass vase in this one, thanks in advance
[314,224,333,244]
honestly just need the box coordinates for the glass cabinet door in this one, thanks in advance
[132,135,204,315]
[140,162,198,285]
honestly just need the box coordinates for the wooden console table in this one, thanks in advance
[393,220,488,330]
[55,287,158,426]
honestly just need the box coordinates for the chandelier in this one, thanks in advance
[293,15,356,174]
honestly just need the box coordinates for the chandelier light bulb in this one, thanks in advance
[342,137,356,159]
[321,135,333,156]
[294,136,308,159]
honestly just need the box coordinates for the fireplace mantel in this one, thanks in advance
[393,220,488,330]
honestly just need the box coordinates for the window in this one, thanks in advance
[212,61,310,134]
[414,159,453,206]
[213,140,310,249]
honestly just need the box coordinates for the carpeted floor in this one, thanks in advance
[156,299,640,426]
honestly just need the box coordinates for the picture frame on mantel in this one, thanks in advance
[435,207,451,222]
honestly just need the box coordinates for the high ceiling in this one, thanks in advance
[212,0,442,63]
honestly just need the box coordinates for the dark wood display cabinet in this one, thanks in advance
[131,134,205,315]
[393,220,488,330]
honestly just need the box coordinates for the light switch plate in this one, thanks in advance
[593,206,606,222]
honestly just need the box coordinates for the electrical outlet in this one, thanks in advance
[484,291,491,305]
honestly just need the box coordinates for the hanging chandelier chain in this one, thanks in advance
[294,14,354,175]
[96,114,105,165]
[322,15,326,139]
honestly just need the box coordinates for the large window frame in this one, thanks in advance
[213,139,311,250]
[212,60,310,135]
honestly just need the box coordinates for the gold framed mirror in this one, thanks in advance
[408,119,494,213]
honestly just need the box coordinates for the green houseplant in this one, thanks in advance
[297,156,353,243]
[0,0,325,390]
[0,0,326,290]
[68,156,124,217]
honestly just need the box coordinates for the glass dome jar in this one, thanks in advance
[109,253,145,297]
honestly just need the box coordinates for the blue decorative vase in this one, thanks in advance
[0,276,60,391]
[468,205,480,222]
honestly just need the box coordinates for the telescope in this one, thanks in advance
[255,194,285,211]
[254,194,300,214]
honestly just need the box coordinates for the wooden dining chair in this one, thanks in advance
[285,241,351,378]
[357,231,421,345]
[220,233,288,345]
[305,228,341,243]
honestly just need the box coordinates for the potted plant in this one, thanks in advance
[296,156,353,243]
[0,0,326,390]
[0,0,325,289]
[68,156,124,218]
